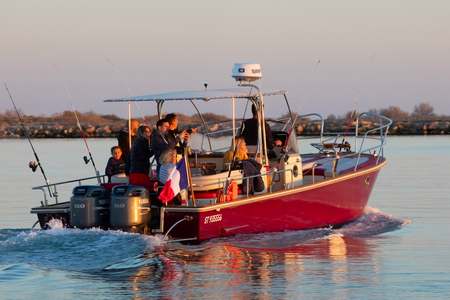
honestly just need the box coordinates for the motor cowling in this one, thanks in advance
[110,185,150,232]
[70,185,110,229]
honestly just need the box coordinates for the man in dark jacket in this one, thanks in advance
[129,125,153,190]
[241,105,273,150]
[129,125,152,175]
[117,119,140,174]
[151,118,170,172]
[165,113,190,153]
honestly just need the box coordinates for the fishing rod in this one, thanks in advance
[72,107,101,184]
[4,83,53,198]
[51,63,101,183]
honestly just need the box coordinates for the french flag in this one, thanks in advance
[159,158,189,205]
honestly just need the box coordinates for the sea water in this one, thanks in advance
[0,136,449,299]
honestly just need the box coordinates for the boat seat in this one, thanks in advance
[194,185,245,199]
[111,173,129,183]
[191,169,243,191]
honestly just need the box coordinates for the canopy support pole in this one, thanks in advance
[128,102,132,150]
[232,97,236,149]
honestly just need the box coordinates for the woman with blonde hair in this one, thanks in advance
[224,136,248,165]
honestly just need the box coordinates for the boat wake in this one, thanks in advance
[0,208,409,276]
[336,207,411,237]
[206,207,410,250]
[0,226,164,275]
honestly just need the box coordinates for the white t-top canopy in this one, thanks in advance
[104,87,286,103]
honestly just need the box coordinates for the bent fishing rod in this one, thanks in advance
[72,107,101,184]
[4,83,53,198]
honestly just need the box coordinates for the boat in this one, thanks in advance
[30,63,392,243]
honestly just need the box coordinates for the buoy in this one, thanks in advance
[229,180,238,201]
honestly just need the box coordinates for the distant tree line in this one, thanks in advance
[323,102,447,122]
[0,110,230,138]
[323,102,450,135]
[1,102,449,138]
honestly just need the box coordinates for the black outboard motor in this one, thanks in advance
[70,185,110,229]
[110,185,150,233]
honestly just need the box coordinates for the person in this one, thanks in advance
[270,138,284,159]
[129,125,153,188]
[105,146,126,182]
[151,118,171,173]
[223,136,264,194]
[224,136,248,166]
[117,119,140,174]
[165,113,191,153]
[157,148,183,206]
[242,158,265,194]
[241,104,273,151]
[158,149,177,184]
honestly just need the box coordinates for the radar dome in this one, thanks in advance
[232,63,262,82]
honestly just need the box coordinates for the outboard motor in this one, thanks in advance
[110,185,150,233]
[70,185,110,229]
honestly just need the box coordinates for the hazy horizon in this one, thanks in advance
[1,0,449,119]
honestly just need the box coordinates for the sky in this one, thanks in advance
[1,0,449,119]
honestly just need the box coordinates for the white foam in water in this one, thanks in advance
[43,218,165,249]
[200,207,409,250]
[336,206,410,237]
[0,223,169,274]
[46,218,65,230]
[142,234,165,248]
[0,208,408,271]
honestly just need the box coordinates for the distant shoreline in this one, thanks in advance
[2,106,450,138]
[2,121,450,139]
[1,120,449,139]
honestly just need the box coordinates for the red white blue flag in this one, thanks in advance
[158,158,188,205]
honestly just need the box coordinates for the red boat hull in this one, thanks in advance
[163,161,384,242]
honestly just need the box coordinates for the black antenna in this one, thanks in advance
[4,83,53,198]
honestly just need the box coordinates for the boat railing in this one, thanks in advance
[293,113,325,142]
[32,175,107,206]
[298,111,392,171]
[353,112,392,170]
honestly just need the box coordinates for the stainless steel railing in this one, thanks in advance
[297,111,392,171]
[354,112,392,170]
[32,175,107,206]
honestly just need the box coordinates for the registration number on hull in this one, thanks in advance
[204,214,222,224]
